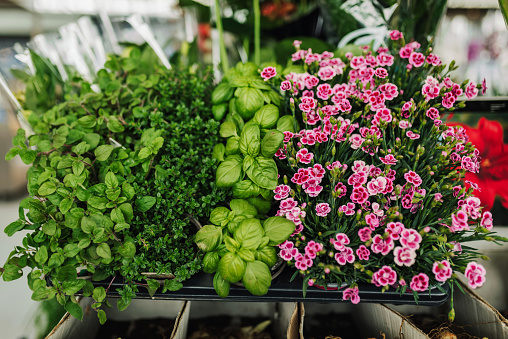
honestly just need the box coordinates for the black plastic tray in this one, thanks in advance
[86,268,450,306]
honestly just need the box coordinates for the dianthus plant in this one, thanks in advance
[264,31,506,313]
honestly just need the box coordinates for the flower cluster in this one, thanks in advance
[264,31,503,306]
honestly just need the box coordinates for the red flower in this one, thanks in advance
[450,118,508,210]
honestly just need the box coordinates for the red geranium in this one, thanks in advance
[451,117,508,210]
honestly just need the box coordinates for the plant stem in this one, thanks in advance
[253,0,261,65]
[215,0,229,73]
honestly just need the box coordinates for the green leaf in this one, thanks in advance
[218,252,246,283]
[135,196,156,212]
[146,279,160,297]
[48,253,64,268]
[203,252,220,274]
[247,196,272,215]
[94,145,114,162]
[114,223,130,233]
[232,180,261,199]
[96,243,111,259]
[76,186,91,202]
[78,115,96,128]
[19,149,37,164]
[211,83,235,105]
[138,147,152,160]
[4,220,24,237]
[212,103,228,121]
[117,240,136,258]
[213,272,230,298]
[72,161,85,176]
[83,133,101,150]
[60,198,73,214]
[88,196,108,210]
[246,157,278,190]
[195,225,222,252]
[263,216,295,246]
[224,235,240,253]
[38,181,57,196]
[122,182,135,200]
[277,115,295,133]
[212,143,226,162]
[261,130,284,158]
[253,104,279,129]
[210,207,230,227]
[63,279,87,295]
[78,238,91,249]
[162,279,183,292]
[65,300,84,320]
[243,155,255,172]
[230,199,258,218]
[249,79,272,90]
[225,137,240,156]
[42,220,57,236]
[216,154,243,188]
[238,248,255,262]
[118,203,134,222]
[98,309,107,325]
[235,218,264,250]
[31,286,55,301]
[5,147,20,161]
[242,260,271,296]
[81,217,97,234]
[220,121,238,138]
[93,287,106,302]
[255,246,277,267]
[35,246,48,264]
[57,265,78,281]
[239,123,261,157]
[116,298,131,312]
[64,243,80,257]
[105,172,118,189]
[107,116,125,133]
[235,87,264,120]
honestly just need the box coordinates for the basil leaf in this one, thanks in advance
[230,199,258,218]
[234,218,264,250]
[263,216,296,246]
[203,252,220,274]
[211,83,235,105]
[232,180,261,199]
[195,225,222,252]
[213,272,231,298]
[239,123,260,157]
[212,144,226,162]
[213,103,228,121]
[253,104,279,129]
[246,157,278,190]
[242,260,271,296]
[216,154,243,188]
[260,130,284,158]
[225,137,240,156]
[220,121,238,138]
[235,87,264,120]
[247,196,272,215]
[277,115,295,133]
[218,252,246,283]
[255,246,277,267]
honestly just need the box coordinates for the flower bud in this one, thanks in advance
[481,255,490,261]
[448,308,455,322]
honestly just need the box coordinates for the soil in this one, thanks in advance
[303,312,361,339]
[95,318,175,339]
[187,316,273,339]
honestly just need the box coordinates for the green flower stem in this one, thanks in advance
[253,0,261,65]
[215,0,229,73]
[500,0,508,28]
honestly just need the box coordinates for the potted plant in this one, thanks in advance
[257,31,507,318]
[1,46,227,323]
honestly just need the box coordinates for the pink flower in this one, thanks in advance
[389,30,403,40]
[449,241,462,254]
[371,68,387,79]
[350,56,366,69]
[343,286,360,304]
[261,66,277,80]
[335,247,355,265]
[280,80,292,91]
[465,82,479,99]
[399,120,412,129]
[274,184,291,200]
[393,246,416,267]
[350,186,369,204]
[316,83,333,100]
[410,273,429,292]
[380,154,398,165]
[332,233,350,250]
[377,53,394,66]
[480,211,493,230]
[304,75,319,89]
[315,203,331,217]
[385,222,405,240]
[399,46,413,59]
[358,227,372,242]
[338,202,356,216]
[406,131,420,139]
[296,148,314,164]
[293,40,302,48]
[404,171,422,187]
[318,66,336,81]
[399,229,422,250]
[334,182,347,198]
[374,108,393,124]
[356,245,370,260]
[451,209,469,232]
[432,260,453,282]
[426,107,440,120]
[371,235,394,255]
[442,92,456,109]
[378,83,399,100]
[372,266,397,287]
[426,53,441,66]
[409,52,425,67]
[465,262,486,288]
[422,84,440,101]
[365,213,380,230]
[482,78,488,95]
[279,197,298,211]
[349,134,365,150]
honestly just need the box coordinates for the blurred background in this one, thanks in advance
[0,0,506,338]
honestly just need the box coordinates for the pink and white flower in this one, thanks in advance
[335,247,355,265]
[315,203,331,217]
[465,262,486,289]
[261,66,277,80]
[399,229,422,250]
[432,260,453,282]
[296,148,314,164]
[393,246,416,267]
[342,286,360,304]
[372,266,397,287]
[409,273,429,292]
[274,184,291,200]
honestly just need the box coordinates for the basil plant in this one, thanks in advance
[195,199,295,297]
